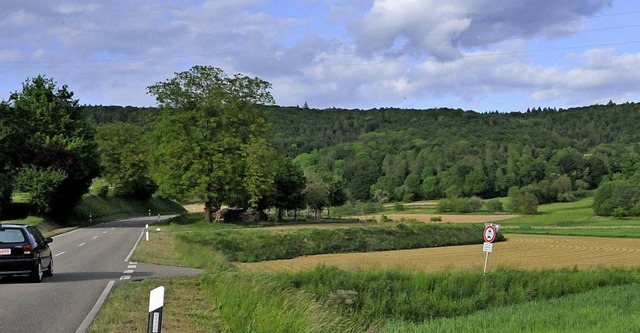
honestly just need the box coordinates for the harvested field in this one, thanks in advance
[239,234,640,273]
[353,213,518,223]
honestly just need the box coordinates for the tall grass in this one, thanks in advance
[383,283,640,332]
[271,266,640,327]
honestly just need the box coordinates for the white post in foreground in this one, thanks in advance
[145,224,150,242]
[148,286,165,333]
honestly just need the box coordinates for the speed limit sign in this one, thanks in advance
[483,225,497,243]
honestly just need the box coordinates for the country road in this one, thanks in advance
[0,215,202,333]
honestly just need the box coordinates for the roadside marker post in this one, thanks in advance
[482,223,499,274]
[148,286,165,333]
[145,224,149,242]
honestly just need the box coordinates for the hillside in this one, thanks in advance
[82,102,640,202]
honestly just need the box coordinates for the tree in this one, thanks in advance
[146,66,274,222]
[7,76,100,222]
[270,157,306,220]
[96,122,157,200]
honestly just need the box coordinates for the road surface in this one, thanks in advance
[0,215,202,333]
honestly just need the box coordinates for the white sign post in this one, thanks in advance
[482,224,498,274]
[148,286,165,333]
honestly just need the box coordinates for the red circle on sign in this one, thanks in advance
[483,225,497,243]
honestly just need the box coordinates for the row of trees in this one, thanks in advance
[1,67,342,223]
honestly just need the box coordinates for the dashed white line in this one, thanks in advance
[78,243,86,247]
[102,231,107,234]
[54,252,66,257]
[123,269,134,274]
[93,236,98,240]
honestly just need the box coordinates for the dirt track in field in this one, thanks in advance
[238,234,640,273]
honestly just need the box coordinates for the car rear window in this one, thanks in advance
[0,229,26,243]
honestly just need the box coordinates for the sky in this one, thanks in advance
[1,0,639,112]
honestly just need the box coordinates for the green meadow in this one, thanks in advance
[89,198,640,332]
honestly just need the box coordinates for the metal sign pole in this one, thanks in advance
[483,251,490,275]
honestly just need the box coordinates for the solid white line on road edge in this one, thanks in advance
[54,252,66,257]
[75,280,115,333]
[124,229,145,262]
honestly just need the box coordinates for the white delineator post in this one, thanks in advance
[148,286,165,333]
[145,224,150,242]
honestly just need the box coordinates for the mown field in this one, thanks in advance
[89,198,640,332]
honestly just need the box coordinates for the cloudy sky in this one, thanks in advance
[1,0,639,112]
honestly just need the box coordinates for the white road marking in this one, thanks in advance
[123,269,134,274]
[78,243,86,247]
[124,229,145,262]
[120,275,131,281]
[54,252,66,257]
[76,280,115,333]
[92,236,98,240]
[102,231,107,234]
[127,265,137,269]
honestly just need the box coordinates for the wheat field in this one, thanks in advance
[239,234,640,273]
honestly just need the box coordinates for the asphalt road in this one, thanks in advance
[0,215,202,333]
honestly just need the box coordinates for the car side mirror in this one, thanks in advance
[45,237,53,244]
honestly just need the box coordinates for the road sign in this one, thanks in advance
[483,242,493,253]
[483,225,497,243]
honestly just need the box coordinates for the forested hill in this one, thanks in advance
[82,102,640,203]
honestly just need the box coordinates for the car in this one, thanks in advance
[0,224,53,282]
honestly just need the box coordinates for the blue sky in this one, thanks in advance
[1,0,639,112]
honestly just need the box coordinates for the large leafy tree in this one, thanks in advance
[147,66,274,222]
[0,102,29,215]
[7,76,100,222]
[96,122,157,200]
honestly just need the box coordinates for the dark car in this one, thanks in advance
[0,224,53,282]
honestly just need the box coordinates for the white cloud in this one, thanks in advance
[350,0,613,61]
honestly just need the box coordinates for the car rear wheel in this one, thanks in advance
[43,256,53,277]
[30,260,43,283]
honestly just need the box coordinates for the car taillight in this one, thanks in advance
[23,244,32,255]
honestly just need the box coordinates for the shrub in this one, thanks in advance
[485,199,503,213]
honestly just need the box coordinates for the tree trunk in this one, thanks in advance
[204,200,213,223]
[277,208,283,220]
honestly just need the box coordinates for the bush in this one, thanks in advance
[437,197,482,213]
[593,180,640,216]
[485,199,503,213]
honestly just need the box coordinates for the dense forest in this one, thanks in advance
[82,101,640,215]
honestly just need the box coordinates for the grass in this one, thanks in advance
[383,283,640,332]
[90,199,640,332]
[87,276,222,333]
[176,222,501,263]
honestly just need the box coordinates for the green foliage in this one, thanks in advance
[13,165,67,215]
[485,198,504,213]
[146,66,276,221]
[96,122,156,200]
[89,178,110,197]
[176,223,495,263]
[593,179,640,216]
[3,76,100,222]
[436,197,482,213]
[507,186,539,214]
